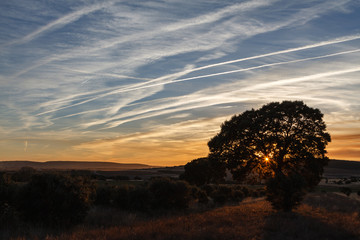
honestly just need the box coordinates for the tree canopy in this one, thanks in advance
[208,101,331,210]
[180,157,226,186]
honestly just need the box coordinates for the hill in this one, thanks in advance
[324,159,360,178]
[1,159,359,178]
[0,161,156,171]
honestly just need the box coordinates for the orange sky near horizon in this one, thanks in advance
[1,116,359,166]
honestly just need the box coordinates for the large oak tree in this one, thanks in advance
[208,101,331,211]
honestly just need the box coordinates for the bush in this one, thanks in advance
[0,173,18,229]
[211,185,233,205]
[232,189,245,201]
[266,173,306,211]
[113,185,152,211]
[113,185,132,209]
[340,187,352,196]
[149,178,191,210]
[95,185,117,206]
[17,173,94,228]
[202,184,216,196]
[128,186,152,211]
[12,167,37,182]
[181,157,225,186]
[190,186,209,204]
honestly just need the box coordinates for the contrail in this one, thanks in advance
[103,35,360,95]
[24,141,28,152]
[241,66,360,92]
[2,2,114,47]
[148,49,360,85]
[191,34,360,72]
[36,43,360,116]
[101,66,360,129]
[41,35,360,109]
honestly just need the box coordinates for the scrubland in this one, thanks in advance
[2,167,360,240]
[7,193,360,240]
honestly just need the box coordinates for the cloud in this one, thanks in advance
[49,49,360,129]
[34,38,360,119]
[3,2,114,47]
[1,0,360,163]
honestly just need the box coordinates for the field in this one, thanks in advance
[7,193,358,240]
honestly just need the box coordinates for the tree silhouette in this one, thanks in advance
[208,101,331,211]
[181,157,226,186]
[18,173,94,228]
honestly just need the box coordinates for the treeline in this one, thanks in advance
[0,168,265,235]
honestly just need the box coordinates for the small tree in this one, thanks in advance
[181,157,225,186]
[208,101,331,211]
[149,177,191,210]
[17,173,94,228]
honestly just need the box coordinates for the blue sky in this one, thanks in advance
[1,0,359,165]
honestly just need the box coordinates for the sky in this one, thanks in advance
[0,0,359,166]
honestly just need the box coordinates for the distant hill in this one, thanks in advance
[0,161,156,171]
[1,159,359,178]
[324,159,360,178]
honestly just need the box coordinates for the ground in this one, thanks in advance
[31,192,359,240]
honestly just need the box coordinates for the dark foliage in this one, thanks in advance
[17,173,95,228]
[149,177,191,210]
[211,185,233,205]
[339,187,352,196]
[208,101,331,211]
[95,185,117,206]
[266,173,306,211]
[113,185,152,211]
[181,157,226,186]
[11,167,37,182]
[0,172,18,229]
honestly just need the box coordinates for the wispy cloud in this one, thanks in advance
[38,44,360,118]
[2,2,114,47]
[1,0,359,163]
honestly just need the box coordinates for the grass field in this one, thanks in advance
[9,192,359,240]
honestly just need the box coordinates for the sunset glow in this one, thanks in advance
[0,1,359,166]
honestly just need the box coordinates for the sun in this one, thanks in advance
[264,157,269,162]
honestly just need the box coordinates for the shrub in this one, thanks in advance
[12,167,37,182]
[149,178,191,210]
[181,157,225,186]
[0,173,18,229]
[252,188,266,198]
[128,186,152,211]
[266,173,306,211]
[190,186,209,204]
[339,187,352,197]
[202,184,216,196]
[95,185,117,206]
[211,185,233,205]
[114,185,133,209]
[232,189,245,201]
[17,173,94,228]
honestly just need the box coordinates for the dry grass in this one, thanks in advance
[40,199,271,240]
[10,193,360,240]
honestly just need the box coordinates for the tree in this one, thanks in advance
[208,101,331,211]
[17,173,94,228]
[181,157,226,186]
[148,177,191,209]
